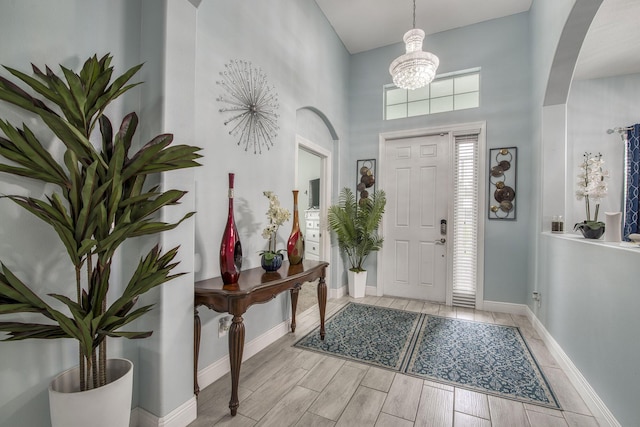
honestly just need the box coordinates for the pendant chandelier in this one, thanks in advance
[389,0,439,90]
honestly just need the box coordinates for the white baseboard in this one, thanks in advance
[330,284,346,299]
[482,300,529,316]
[526,308,620,427]
[132,396,197,427]
[196,319,291,391]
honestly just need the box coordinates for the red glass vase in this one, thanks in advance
[287,190,305,265]
[220,173,242,284]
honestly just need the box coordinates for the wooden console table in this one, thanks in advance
[194,260,329,416]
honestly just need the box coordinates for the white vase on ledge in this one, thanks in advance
[604,211,622,242]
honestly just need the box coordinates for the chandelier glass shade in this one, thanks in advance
[389,28,439,90]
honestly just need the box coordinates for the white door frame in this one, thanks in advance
[378,122,486,308]
[295,135,332,265]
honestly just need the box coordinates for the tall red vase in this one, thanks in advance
[287,190,305,265]
[220,173,242,284]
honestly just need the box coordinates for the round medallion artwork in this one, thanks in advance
[489,147,517,220]
[216,60,279,154]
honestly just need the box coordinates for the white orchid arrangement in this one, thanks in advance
[575,152,608,224]
[260,191,291,258]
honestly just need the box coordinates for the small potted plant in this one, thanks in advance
[259,191,290,271]
[328,187,386,297]
[0,54,201,426]
[574,152,608,239]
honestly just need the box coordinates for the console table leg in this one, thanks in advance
[194,307,201,396]
[228,315,245,416]
[290,286,300,332]
[318,275,327,340]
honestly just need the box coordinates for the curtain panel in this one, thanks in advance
[623,124,640,239]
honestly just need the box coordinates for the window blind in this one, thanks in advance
[453,134,479,308]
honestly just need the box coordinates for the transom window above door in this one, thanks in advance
[384,68,480,120]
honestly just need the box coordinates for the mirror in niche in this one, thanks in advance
[566,0,640,237]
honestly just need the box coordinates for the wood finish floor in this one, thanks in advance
[189,295,601,427]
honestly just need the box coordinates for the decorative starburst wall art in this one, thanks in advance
[216,60,279,154]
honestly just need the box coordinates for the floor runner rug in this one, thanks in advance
[294,302,560,409]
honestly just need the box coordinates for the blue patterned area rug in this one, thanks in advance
[294,303,560,409]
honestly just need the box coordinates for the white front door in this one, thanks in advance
[382,133,450,302]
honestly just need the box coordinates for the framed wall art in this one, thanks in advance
[488,147,517,220]
[356,159,376,205]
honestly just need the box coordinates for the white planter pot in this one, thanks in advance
[347,270,367,298]
[49,358,133,427]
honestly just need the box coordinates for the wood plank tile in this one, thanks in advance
[336,386,387,426]
[189,412,257,427]
[539,367,591,416]
[381,374,423,421]
[487,395,529,427]
[361,367,395,392]
[424,379,454,392]
[389,298,409,310]
[563,411,600,427]
[439,305,457,318]
[240,347,301,392]
[421,302,441,315]
[238,367,308,420]
[525,337,560,368]
[456,307,475,320]
[526,409,569,426]
[298,355,345,391]
[195,381,253,424]
[491,312,516,326]
[360,296,382,306]
[308,364,368,420]
[291,348,326,370]
[512,315,540,340]
[375,297,394,307]
[405,300,425,312]
[375,412,414,427]
[473,310,495,324]
[453,411,491,427]
[256,385,319,427]
[295,412,336,427]
[454,388,489,419]
[414,384,454,427]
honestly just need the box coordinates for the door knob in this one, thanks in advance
[435,238,446,244]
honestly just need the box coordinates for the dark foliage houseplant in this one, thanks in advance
[327,187,386,272]
[0,54,201,391]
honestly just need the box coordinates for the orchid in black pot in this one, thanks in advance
[574,152,608,239]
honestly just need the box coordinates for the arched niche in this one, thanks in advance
[541,0,603,229]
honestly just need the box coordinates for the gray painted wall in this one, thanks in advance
[567,73,640,225]
[191,0,351,379]
[348,13,533,303]
[538,234,640,425]
[530,0,640,424]
[0,1,145,425]
[1,0,636,424]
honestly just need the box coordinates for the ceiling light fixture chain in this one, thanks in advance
[413,0,416,29]
[389,0,439,90]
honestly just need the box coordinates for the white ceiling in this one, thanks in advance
[316,0,640,80]
[574,0,640,80]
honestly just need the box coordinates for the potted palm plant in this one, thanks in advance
[327,187,386,298]
[0,54,201,427]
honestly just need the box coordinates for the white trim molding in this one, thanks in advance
[526,308,620,427]
[485,300,619,426]
[482,300,530,316]
[132,396,198,427]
